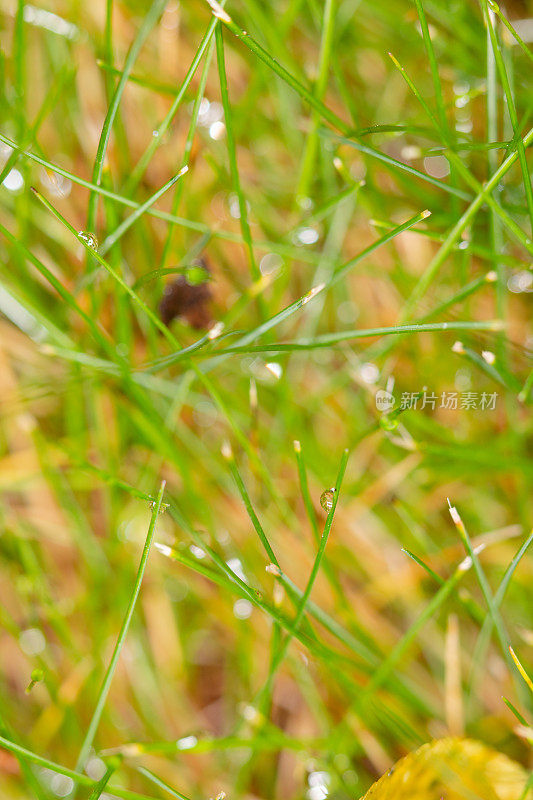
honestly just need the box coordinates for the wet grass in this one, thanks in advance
[0,0,532,798]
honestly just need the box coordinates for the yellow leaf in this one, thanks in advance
[361,738,530,800]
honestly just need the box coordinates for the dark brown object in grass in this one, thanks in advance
[159,259,213,330]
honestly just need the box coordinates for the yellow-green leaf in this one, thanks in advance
[361,738,530,800]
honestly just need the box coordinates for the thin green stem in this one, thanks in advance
[419,273,497,321]
[387,52,531,253]
[85,0,168,246]
[74,481,166,771]
[267,449,349,677]
[323,130,472,201]
[0,735,157,800]
[136,767,193,800]
[30,187,178,347]
[357,554,472,704]
[401,124,533,319]
[468,528,533,699]
[123,16,220,193]
[216,9,349,132]
[88,757,121,800]
[99,167,188,255]
[448,503,517,683]
[481,0,533,233]
[296,0,337,200]
[488,0,533,66]
[159,37,214,272]
[0,133,327,263]
[215,22,260,283]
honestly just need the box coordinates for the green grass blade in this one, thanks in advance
[124,17,219,193]
[135,767,193,800]
[401,125,533,319]
[74,481,166,771]
[0,736,157,800]
[99,167,188,255]
[481,0,533,232]
[215,22,260,283]
[358,553,473,703]
[85,0,168,242]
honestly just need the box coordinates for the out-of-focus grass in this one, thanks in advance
[0,0,532,798]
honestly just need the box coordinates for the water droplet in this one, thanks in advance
[454,80,470,95]
[20,628,46,655]
[360,362,379,384]
[177,735,198,750]
[154,542,173,557]
[240,702,260,722]
[77,230,98,250]
[2,168,24,192]
[250,358,282,384]
[208,321,225,340]
[221,440,233,460]
[307,771,330,800]
[50,774,74,797]
[259,252,283,276]
[209,120,226,140]
[193,399,217,429]
[296,194,314,211]
[320,488,335,513]
[149,499,169,514]
[308,770,330,790]
[226,557,247,582]
[423,155,450,179]
[190,544,206,559]
[86,757,107,780]
[196,97,210,120]
[265,362,282,380]
[299,283,325,307]
[293,226,319,245]
[201,99,223,126]
[508,270,533,293]
[233,598,253,619]
[401,145,421,161]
